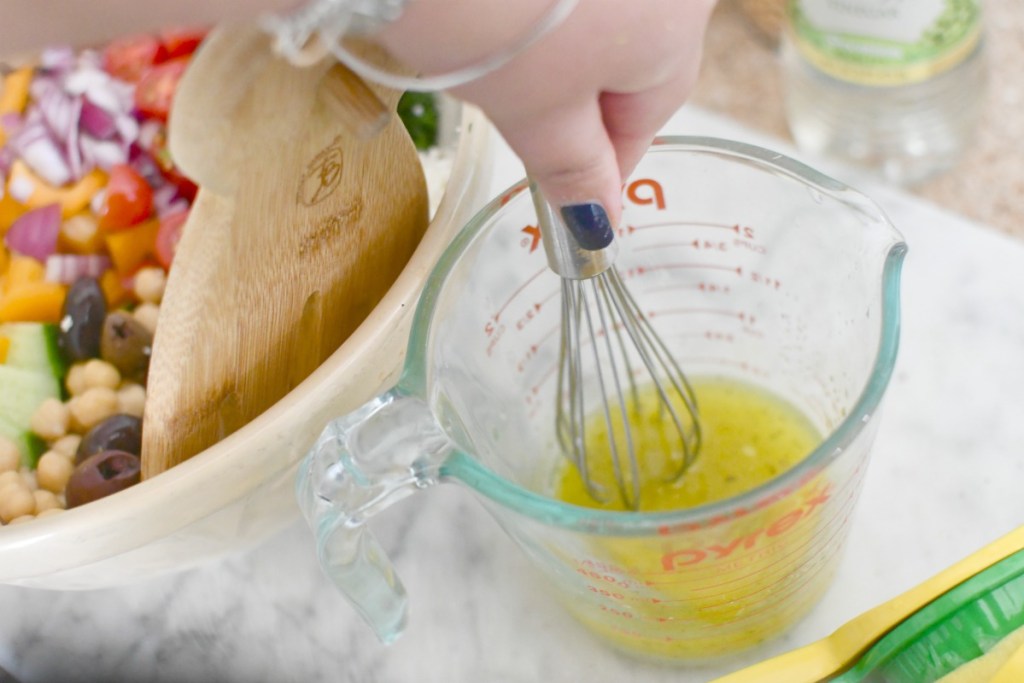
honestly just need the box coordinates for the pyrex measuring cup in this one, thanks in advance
[297,137,906,661]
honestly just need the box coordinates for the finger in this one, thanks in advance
[492,97,625,228]
[600,66,701,181]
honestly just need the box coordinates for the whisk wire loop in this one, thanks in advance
[590,276,642,509]
[605,268,702,480]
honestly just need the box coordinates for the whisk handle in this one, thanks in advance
[529,181,617,280]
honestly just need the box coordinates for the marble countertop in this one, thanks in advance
[3,103,1024,682]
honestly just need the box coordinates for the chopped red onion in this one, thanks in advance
[79,98,117,139]
[44,253,112,284]
[10,112,72,187]
[151,183,181,216]
[0,112,21,131]
[79,135,127,171]
[39,46,76,73]
[4,204,62,261]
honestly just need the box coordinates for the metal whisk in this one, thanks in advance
[530,183,701,510]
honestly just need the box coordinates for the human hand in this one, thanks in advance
[378,0,718,229]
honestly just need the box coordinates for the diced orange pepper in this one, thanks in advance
[58,212,105,254]
[0,247,8,278]
[104,218,159,275]
[8,161,107,218]
[2,255,45,294]
[99,268,131,308]
[0,335,9,363]
[0,191,28,234]
[0,281,67,323]
[0,66,33,115]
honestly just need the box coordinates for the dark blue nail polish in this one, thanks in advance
[560,203,615,251]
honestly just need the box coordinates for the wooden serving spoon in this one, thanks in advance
[140,24,429,479]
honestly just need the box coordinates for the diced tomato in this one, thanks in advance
[155,209,188,269]
[98,164,153,231]
[140,122,199,203]
[163,169,199,204]
[134,58,189,122]
[102,34,167,82]
[159,28,208,60]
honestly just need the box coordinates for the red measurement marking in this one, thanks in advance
[515,302,544,331]
[492,266,547,323]
[520,224,542,252]
[649,308,746,320]
[749,271,782,289]
[680,356,770,376]
[616,225,638,237]
[733,237,766,254]
[525,362,559,401]
[634,239,728,252]
[645,263,742,275]
[516,324,559,373]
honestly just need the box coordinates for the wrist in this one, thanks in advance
[263,0,578,90]
[375,0,563,77]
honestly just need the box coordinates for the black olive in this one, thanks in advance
[75,414,143,465]
[58,277,107,363]
[65,450,141,508]
[100,312,153,384]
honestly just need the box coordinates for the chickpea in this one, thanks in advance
[30,397,70,441]
[81,358,121,391]
[65,362,89,396]
[0,485,35,523]
[20,468,37,491]
[68,387,119,432]
[36,451,75,494]
[37,508,64,519]
[133,266,166,304]
[61,214,99,249]
[33,489,61,513]
[117,383,147,418]
[132,302,160,335]
[0,471,23,491]
[0,437,19,473]
[51,434,82,458]
[8,515,35,525]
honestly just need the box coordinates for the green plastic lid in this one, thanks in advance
[832,548,1024,682]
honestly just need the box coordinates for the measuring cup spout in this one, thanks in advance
[296,389,451,643]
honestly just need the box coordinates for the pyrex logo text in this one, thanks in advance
[659,483,832,570]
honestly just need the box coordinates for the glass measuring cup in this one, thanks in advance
[297,137,906,661]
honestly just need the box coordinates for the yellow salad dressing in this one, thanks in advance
[551,376,835,659]
[555,376,819,512]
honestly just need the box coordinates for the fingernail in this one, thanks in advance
[560,203,615,251]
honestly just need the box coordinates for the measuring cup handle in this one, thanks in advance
[296,388,450,644]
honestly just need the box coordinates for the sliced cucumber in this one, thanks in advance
[0,365,62,468]
[1,322,67,381]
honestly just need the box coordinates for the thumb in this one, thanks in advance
[492,99,625,231]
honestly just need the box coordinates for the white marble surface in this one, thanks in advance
[3,107,1024,683]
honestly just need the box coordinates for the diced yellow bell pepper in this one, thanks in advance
[8,161,107,218]
[0,66,33,115]
[0,190,28,234]
[0,281,67,323]
[2,255,45,294]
